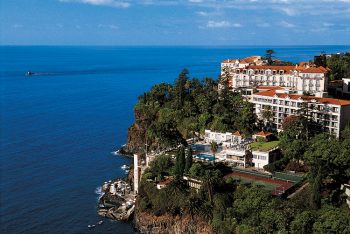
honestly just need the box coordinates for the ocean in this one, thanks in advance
[1,45,349,233]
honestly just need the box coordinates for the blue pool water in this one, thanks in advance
[1,45,349,233]
[191,144,210,152]
[195,153,215,161]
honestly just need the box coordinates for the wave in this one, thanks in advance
[95,186,104,201]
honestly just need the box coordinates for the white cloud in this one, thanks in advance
[206,20,242,28]
[196,11,208,16]
[59,0,130,8]
[280,20,295,28]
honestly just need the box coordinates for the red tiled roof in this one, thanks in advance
[233,131,242,136]
[299,61,309,67]
[254,90,350,106]
[222,59,239,63]
[255,131,273,137]
[222,56,260,64]
[158,180,171,185]
[300,66,328,73]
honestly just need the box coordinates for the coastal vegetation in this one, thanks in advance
[138,136,350,233]
[129,69,256,153]
[129,67,350,233]
[314,52,350,80]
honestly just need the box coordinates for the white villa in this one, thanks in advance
[204,130,243,147]
[204,129,280,169]
[224,146,279,169]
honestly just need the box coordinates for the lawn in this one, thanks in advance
[250,140,280,152]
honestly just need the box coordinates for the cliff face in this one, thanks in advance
[134,209,212,234]
[125,109,147,155]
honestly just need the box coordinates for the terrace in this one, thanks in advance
[250,140,279,152]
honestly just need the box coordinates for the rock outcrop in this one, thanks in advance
[125,109,147,155]
[134,209,212,234]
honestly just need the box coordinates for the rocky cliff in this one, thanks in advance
[134,209,212,234]
[124,109,147,155]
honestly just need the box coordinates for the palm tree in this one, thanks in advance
[210,141,218,164]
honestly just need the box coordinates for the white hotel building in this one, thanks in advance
[221,56,329,96]
[252,88,350,137]
[220,56,350,137]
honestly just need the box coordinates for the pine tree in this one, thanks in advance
[185,147,193,173]
[175,146,186,179]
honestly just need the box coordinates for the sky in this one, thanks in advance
[0,0,350,45]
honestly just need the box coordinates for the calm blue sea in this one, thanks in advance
[1,45,349,234]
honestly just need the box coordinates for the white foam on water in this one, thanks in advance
[95,186,104,201]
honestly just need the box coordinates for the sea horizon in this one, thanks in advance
[1,45,349,233]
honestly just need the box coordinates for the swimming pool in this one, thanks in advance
[194,153,215,161]
[191,144,211,152]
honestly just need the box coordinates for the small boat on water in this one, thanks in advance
[121,165,129,170]
[25,71,34,76]
[97,220,104,225]
[88,224,96,229]
[111,150,119,155]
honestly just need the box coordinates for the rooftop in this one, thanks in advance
[254,131,273,137]
[254,89,350,106]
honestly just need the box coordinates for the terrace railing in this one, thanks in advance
[273,172,303,183]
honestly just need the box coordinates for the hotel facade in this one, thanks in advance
[252,88,350,137]
[221,56,329,96]
[220,56,350,137]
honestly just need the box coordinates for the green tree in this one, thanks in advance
[149,154,172,180]
[188,163,203,177]
[265,49,275,65]
[201,169,222,203]
[304,133,350,207]
[184,147,193,173]
[261,105,274,130]
[235,101,256,134]
[313,207,350,234]
[210,141,218,164]
[290,211,316,234]
[174,68,189,109]
[174,146,186,180]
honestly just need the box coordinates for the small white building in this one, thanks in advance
[109,184,116,195]
[341,183,350,208]
[342,78,350,98]
[224,148,279,169]
[204,130,243,147]
[183,176,202,190]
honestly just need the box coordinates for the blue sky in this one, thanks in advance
[1,0,350,45]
